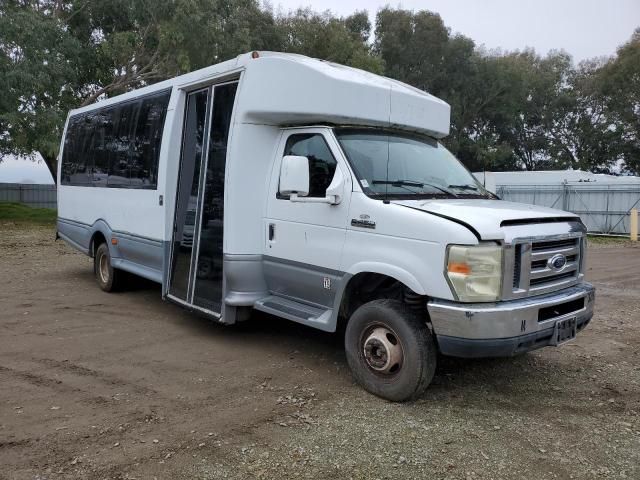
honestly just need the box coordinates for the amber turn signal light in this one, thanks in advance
[448,262,471,275]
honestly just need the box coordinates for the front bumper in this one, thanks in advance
[427,283,595,358]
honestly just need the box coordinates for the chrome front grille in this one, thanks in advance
[528,237,581,291]
[503,234,584,299]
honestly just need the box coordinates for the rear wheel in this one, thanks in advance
[345,299,436,402]
[94,243,122,292]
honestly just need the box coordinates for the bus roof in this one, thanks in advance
[69,51,451,138]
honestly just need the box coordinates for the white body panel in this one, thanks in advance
[343,192,478,300]
[391,199,577,241]
[235,55,450,138]
[59,52,451,246]
[265,128,352,271]
[57,187,163,239]
[56,51,588,337]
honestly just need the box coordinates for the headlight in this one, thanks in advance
[445,244,503,302]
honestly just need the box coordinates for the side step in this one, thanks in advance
[253,295,334,331]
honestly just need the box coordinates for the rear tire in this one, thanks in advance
[345,299,436,402]
[94,243,122,292]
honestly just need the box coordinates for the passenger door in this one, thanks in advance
[264,129,352,307]
[167,81,238,315]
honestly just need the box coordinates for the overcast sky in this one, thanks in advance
[273,0,639,62]
[0,154,54,184]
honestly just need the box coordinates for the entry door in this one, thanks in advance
[264,128,352,307]
[168,81,238,314]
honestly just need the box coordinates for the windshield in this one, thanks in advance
[335,129,494,200]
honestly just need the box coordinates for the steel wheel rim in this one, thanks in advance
[362,325,404,375]
[99,252,109,284]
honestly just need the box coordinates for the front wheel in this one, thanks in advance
[344,299,436,402]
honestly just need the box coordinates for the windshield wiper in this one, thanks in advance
[372,181,423,195]
[372,180,458,197]
[448,183,498,199]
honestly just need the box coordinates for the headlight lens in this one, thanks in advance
[446,244,503,302]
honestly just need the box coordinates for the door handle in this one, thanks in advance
[268,223,275,241]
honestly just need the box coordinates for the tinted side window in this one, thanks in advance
[282,134,337,198]
[72,113,96,185]
[108,102,138,187]
[61,89,170,188]
[91,108,114,187]
[130,91,170,188]
[61,113,93,186]
[61,115,82,185]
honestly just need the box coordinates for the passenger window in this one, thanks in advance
[131,93,169,188]
[108,102,139,187]
[63,113,94,185]
[61,116,82,185]
[60,89,170,188]
[91,108,114,187]
[281,134,337,198]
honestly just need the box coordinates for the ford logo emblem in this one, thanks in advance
[548,254,567,272]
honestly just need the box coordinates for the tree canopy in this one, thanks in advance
[0,1,638,181]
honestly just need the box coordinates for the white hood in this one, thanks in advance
[392,199,580,240]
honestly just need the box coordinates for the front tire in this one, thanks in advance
[345,299,436,402]
[94,243,122,292]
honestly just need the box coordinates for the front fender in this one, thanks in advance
[345,262,426,295]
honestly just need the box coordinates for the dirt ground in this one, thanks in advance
[1,223,639,480]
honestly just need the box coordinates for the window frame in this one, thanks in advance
[333,126,494,201]
[276,131,339,200]
[60,88,171,189]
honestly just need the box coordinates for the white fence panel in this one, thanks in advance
[497,183,640,235]
[0,183,57,209]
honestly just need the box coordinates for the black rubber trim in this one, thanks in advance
[394,204,482,241]
[500,217,583,228]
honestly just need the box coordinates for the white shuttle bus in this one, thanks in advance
[57,52,595,401]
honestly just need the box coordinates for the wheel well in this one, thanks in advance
[338,272,427,329]
[90,232,107,257]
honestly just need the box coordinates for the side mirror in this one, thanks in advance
[279,155,309,197]
[288,166,345,205]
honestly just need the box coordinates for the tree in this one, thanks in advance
[374,8,450,93]
[597,29,640,174]
[549,59,624,172]
[153,0,279,74]
[0,1,83,181]
[0,1,384,182]
[0,0,176,181]
[483,50,576,171]
[1,3,637,180]
[274,8,382,73]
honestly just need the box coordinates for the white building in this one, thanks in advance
[474,170,640,193]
